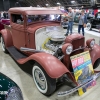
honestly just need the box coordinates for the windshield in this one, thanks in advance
[26,14,61,24]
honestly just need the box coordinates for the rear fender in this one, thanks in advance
[17,53,77,84]
[89,44,100,65]
[0,29,13,47]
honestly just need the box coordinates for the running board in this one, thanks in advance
[7,46,27,60]
[58,72,100,97]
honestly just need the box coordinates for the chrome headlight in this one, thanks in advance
[90,40,95,48]
[6,86,23,100]
[66,45,73,55]
[86,39,95,48]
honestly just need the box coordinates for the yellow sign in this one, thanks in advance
[70,51,96,96]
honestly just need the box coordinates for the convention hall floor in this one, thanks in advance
[0,26,100,100]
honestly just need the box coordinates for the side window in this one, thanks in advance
[11,14,24,25]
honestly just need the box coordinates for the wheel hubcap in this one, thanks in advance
[86,23,91,30]
[34,69,46,90]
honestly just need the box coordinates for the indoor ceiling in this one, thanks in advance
[19,0,100,9]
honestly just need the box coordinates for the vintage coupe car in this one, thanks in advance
[0,72,23,100]
[0,7,100,96]
[86,12,100,30]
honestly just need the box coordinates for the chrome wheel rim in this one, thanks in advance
[86,23,91,30]
[34,69,46,90]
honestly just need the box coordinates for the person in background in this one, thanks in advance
[3,11,6,19]
[78,10,87,36]
[65,7,74,36]
[1,11,4,18]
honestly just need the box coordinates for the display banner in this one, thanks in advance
[70,51,96,96]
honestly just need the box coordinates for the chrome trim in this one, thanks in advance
[20,47,45,53]
[58,72,100,97]
[72,46,86,52]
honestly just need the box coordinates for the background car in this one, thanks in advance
[0,19,10,31]
[0,72,23,100]
[74,12,81,23]
[86,12,100,30]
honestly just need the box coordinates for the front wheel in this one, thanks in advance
[1,36,7,53]
[32,63,56,96]
[93,59,100,69]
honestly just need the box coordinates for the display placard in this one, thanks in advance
[70,51,96,96]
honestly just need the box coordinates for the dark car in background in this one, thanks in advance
[86,12,100,30]
[74,12,80,23]
[0,72,23,100]
[86,13,94,21]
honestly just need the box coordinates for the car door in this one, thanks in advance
[11,13,26,49]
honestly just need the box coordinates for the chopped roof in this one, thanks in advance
[9,7,63,15]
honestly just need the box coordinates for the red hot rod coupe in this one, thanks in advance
[0,7,100,96]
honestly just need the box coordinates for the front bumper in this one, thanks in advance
[58,72,100,97]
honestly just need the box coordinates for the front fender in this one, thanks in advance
[0,29,13,47]
[89,44,100,65]
[17,53,75,81]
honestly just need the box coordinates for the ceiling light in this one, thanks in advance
[71,0,75,3]
[45,4,49,6]
[57,2,61,5]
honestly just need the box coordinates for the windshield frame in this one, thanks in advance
[26,14,61,25]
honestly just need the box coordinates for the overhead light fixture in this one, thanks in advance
[57,2,61,5]
[45,4,49,6]
[71,0,75,3]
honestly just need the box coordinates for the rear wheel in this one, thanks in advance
[32,63,56,96]
[1,36,7,53]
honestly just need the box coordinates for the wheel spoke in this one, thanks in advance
[34,69,46,90]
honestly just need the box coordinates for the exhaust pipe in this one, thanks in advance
[20,47,44,53]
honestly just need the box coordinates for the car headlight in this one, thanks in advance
[90,40,95,47]
[66,45,73,55]
[6,86,23,100]
[86,39,95,48]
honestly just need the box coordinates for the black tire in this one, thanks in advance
[93,59,100,69]
[1,36,8,53]
[32,63,56,96]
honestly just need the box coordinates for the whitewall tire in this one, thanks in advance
[1,36,7,53]
[32,63,56,95]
